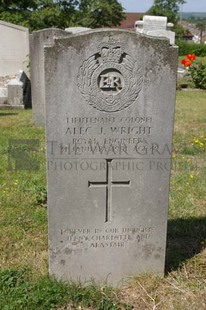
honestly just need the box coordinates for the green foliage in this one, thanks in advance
[175,134,206,155]
[78,0,125,28]
[0,0,125,31]
[31,179,47,206]
[147,0,186,24]
[0,269,70,310]
[176,40,206,56]
[180,54,206,90]
[173,23,185,36]
[65,283,132,309]
[196,20,206,43]
[0,268,132,310]
[189,62,206,89]
[0,10,31,28]
[0,0,37,12]
[196,20,206,31]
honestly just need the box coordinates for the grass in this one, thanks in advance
[0,91,206,309]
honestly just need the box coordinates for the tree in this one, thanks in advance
[147,0,186,24]
[77,0,125,28]
[29,0,79,30]
[0,0,79,30]
[0,0,37,28]
[0,0,125,31]
[196,20,206,43]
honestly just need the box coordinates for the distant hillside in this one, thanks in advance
[181,12,206,19]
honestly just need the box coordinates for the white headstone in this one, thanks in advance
[0,21,29,76]
[135,16,175,45]
[143,16,167,32]
[0,88,7,104]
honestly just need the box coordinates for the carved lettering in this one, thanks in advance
[60,226,153,249]
[66,116,153,124]
[65,127,92,135]
[99,71,124,92]
[110,126,152,135]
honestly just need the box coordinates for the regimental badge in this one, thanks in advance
[77,37,143,112]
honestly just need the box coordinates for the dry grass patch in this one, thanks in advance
[118,252,206,309]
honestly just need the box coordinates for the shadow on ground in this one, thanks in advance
[0,112,18,116]
[165,217,206,272]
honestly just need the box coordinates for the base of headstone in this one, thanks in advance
[0,104,24,109]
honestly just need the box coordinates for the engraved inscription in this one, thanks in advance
[59,115,154,157]
[60,226,153,249]
[98,69,124,94]
[77,37,143,112]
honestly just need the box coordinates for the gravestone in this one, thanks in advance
[45,29,178,286]
[143,15,167,32]
[7,79,24,107]
[0,71,30,109]
[0,88,7,105]
[0,21,29,76]
[135,16,175,45]
[30,28,72,126]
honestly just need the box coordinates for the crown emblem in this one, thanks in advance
[77,36,143,112]
[98,37,124,63]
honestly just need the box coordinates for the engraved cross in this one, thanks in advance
[88,159,131,222]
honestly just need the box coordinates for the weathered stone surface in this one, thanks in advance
[0,21,29,76]
[30,28,71,126]
[45,29,178,286]
[0,71,30,108]
[7,79,23,106]
[0,88,8,104]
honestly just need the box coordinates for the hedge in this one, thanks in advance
[176,40,206,57]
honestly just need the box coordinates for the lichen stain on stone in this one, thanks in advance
[142,244,163,260]
[140,36,178,74]
[64,248,72,255]
[154,253,161,259]
[50,248,61,260]
[142,243,156,258]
